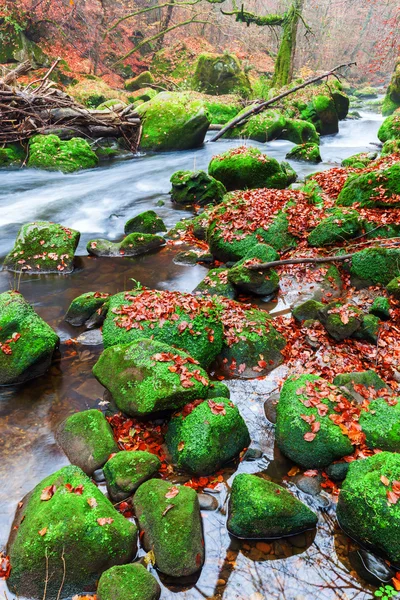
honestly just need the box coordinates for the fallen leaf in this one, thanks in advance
[165,486,179,499]
[97,517,114,526]
[40,485,57,501]
[38,527,47,536]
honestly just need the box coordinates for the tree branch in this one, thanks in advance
[247,254,355,271]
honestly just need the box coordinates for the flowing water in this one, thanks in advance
[0,108,384,600]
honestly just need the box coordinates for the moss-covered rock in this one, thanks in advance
[227,473,317,539]
[65,291,110,326]
[204,99,242,124]
[318,302,363,341]
[369,296,391,320]
[332,91,350,120]
[208,146,295,191]
[224,109,286,142]
[283,119,320,145]
[3,220,80,274]
[93,338,210,417]
[56,409,118,475]
[125,71,154,92]
[350,247,400,286]
[360,398,400,452]
[193,53,251,96]
[387,276,400,300]
[206,381,230,399]
[0,29,49,66]
[333,370,388,403]
[336,452,400,563]
[166,397,250,475]
[342,152,377,168]
[286,143,321,163]
[292,299,324,322]
[124,211,166,235]
[66,78,126,108]
[378,113,400,142]
[0,291,59,385]
[103,451,161,502]
[301,95,339,136]
[352,313,380,344]
[382,60,400,116]
[7,465,137,599]
[129,87,158,105]
[87,233,165,257]
[170,170,226,206]
[28,134,98,173]
[97,563,161,600]
[275,374,353,469]
[136,92,209,152]
[227,244,280,296]
[192,268,237,300]
[307,208,362,247]
[0,143,25,166]
[337,163,400,208]
[381,139,400,155]
[133,479,204,577]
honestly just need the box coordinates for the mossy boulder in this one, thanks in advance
[103,451,161,502]
[337,163,400,208]
[96,98,128,111]
[369,296,391,320]
[102,290,224,368]
[286,143,321,163]
[307,209,362,247]
[0,143,24,166]
[301,95,339,136]
[275,374,353,469]
[208,146,295,191]
[28,134,98,173]
[381,139,400,155]
[124,210,166,235]
[352,313,380,345]
[133,479,204,577]
[97,563,161,600]
[136,92,209,152]
[378,113,400,142]
[66,78,126,108]
[193,53,251,96]
[93,338,210,417]
[360,398,400,452]
[350,247,400,286]
[283,119,320,145]
[206,381,230,399]
[224,109,286,142]
[170,170,226,206]
[166,397,250,475]
[0,291,59,385]
[56,409,118,475]
[318,302,363,341]
[332,91,350,120]
[227,473,317,539]
[65,291,110,326]
[129,87,158,105]
[342,152,377,168]
[193,268,237,300]
[382,60,400,116]
[227,244,280,296]
[87,233,165,258]
[0,29,49,66]
[204,99,241,124]
[124,71,154,92]
[387,276,400,300]
[292,299,324,322]
[336,452,400,563]
[7,465,137,599]
[333,370,388,403]
[3,220,80,274]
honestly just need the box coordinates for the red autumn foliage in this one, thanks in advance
[0,552,11,579]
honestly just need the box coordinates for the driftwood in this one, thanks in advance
[0,60,142,151]
[209,62,356,142]
[247,253,354,271]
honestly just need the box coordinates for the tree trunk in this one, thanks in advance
[272,0,305,88]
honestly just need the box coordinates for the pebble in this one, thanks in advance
[198,493,219,511]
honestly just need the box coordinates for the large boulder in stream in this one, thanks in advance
[97,564,161,600]
[87,233,165,257]
[124,210,166,235]
[307,209,362,246]
[93,338,210,417]
[378,113,400,142]
[193,268,237,300]
[337,163,400,208]
[103,451,161,502]
[7,465,137,599]
[65,291,110,326]
[350,247,400,286]
[136,92,209,151]
[193,52,251,96]
[286,143,322,164]
[382,59,400,116]
[170,170,226,206]
[0,291,59,385]
[27,134,98,173]
[227,473,318,539]
[3,221,80,274]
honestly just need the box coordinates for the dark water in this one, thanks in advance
[0,110,383,600]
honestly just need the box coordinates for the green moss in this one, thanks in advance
[381,139,400,155]
[3,221,80,274]
[292,300,324,322]
[87,233,165,258]
[227,473,317,539]
[124,71,154,92]
[352,313,380,344]
[286,143,321,163]
[66,78,126,108]
[96,99,127,111]
[0,143,25,166]
[206,381,230,399]
[193,53,251,97]
[336,452,400,563]
[369,296,391,320]
[387,276,400,300]
[170,170,226,206]
[350,247,400,285]
[224,109,286,142]
[318,302,363,341]
[333,370,388,400]
[307,209,362,247]
[360,398,400,451]
[301,95,339,136]
[65,291,110,326]
[275,374,353,469]
[228,244,280,296]
[378,114,400,142]
[133,480,203,577]
[103,451,161,502]
[342,152,377,168]
[7,465,137,599]
[283,119,320,145]
[337,163,400,208]
[382,61,400,116]
[93,338,210,417]
[332,91,350,120]
[382,95,400,117]
[28,135,98,173]
[0,291,59,385]
[97,564,161,600]
[124,211,166,235]
[204,100,242,124]
[193,268,237,300]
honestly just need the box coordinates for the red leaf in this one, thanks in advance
[380,475,390,486]
[208,400,226,416]
[97,517,114,526]
[38,527,48,536]
[165,486,179,499]
[40,485,56,501]
[304,432,316,442]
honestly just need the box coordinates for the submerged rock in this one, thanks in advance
[65,291,110,326]
[103,451,161,502]
[286,143,321,163]
[227,473,317,539]
[193,268,237,300]
[170,170,226,206]
[133,480,204,577]
[28,134,98,173]
[3,221,80,274]
[97,563,161,600]
[0,291,59,385]
[56,409,118,475]
[166,397,250,475]
[87,233,165,257]
[124,210,166,235]
[7,465,137,599]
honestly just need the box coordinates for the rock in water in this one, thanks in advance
[166,398,250,475]
[103,451,161,502]
[3,221,80,274]
[350,248,400,286]
[65,291,110,326]
[7,465,137,599]
[56,409,119,475]
[337,452,400,563]
[337,164,400,208]
[87,233,165,258]
[93,338,210,417]
[170,170,226,206]
[133,480,204,577]
[124,211,166,235]
[97,563,161,600]
[227,473,317,538]
[286,143,322,164]
[0,291,59,385]
[27,134,98,173]
[193,268,237,300]
[227,244,280,297]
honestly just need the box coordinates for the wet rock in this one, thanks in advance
[301,94,339,135]
[337,452,400,563]
[87,233,165,258]
[360,398,400,452]
[65,291,110,326]
[292,300,324,323]
[97,563,161,600]
[27,134,98,173]
[133,480,204,577]
[3,221,80,274]
[318,302,363,341]
[103,451,161,502]
[193,268,237,300]
[174,251,202,265]
[56,409,119,475]
[0,291,59,385]
[206,381,230,399]
[378,113,400,142]
[166,397,250,475]
[170,170,226,206]
[264,393,279,424]
[228,244,280,297]
[307,209,362,247]
[93,338,210,417]
[387,276,400,300]
[369,296,391,320]
[243,447,263,461]
[7,465,137,599]
[350,248,400,287]
[198,493,219,511]
[350,549,395,586]
[325,462,349,481]
[286,143,321,164]
[76,328,104,346]
[294,474,322,496]
[275,374,353,469]
[124,210,166,235]
[342,152,377,168]
[227,473,317,539]
[333,370,389,403]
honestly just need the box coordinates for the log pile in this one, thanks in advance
[0,60,142,151]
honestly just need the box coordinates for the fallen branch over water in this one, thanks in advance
[246,253,354,271]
